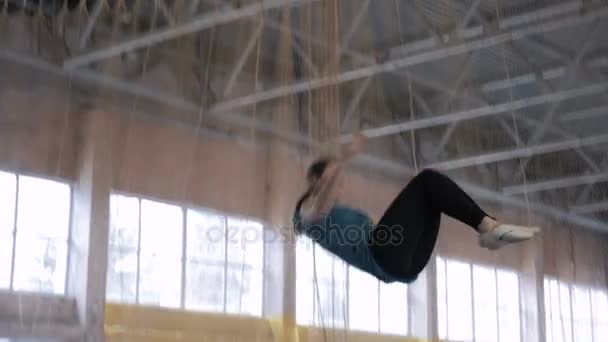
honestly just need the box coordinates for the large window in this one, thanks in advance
[106,194,264,316]
[296,239,408,335]
[0,171,71,294]
[296,239,347,328]
[544,278,608,342]
[437,256,521,342]
[186,211,264,316]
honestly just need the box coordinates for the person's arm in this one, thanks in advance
[306,162,343,219]
[341,131,367,162]
[302,133,367,221]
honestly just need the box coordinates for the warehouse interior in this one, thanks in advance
[0,0,608,341]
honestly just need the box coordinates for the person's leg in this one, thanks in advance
[370,171,441,278]
[415,169,490,229]
[384,169,491,277]
[416,169,542,249]
[406,214,441,276]
[371,169,540,278]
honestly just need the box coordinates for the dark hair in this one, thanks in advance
[306,157,334,184]
[294,157,335,234]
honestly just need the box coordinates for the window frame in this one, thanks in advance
[544,277,606,342]
[295,239,409,335]
[0,170,72,295]
[107,192,266,316]
[437,255,522,342]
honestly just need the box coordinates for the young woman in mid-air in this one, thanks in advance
[293,133,540,283]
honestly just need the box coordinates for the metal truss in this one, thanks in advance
[206,1,608,113]
[503,172,608,196]
[63,0,320,69]
[341,81,608,141]
[425,134,608,171]
[571,201,608,215]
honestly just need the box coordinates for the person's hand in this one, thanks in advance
[350,132,368,154]
[343,132,367,160]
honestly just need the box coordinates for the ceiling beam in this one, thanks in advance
[425,134,608,171]
[571,201,608,215]
[79,0,106,49]
[338,0,371,58]
[560,104,608,122]
[386,1,583,58]
[478,56,608,93]
[503,172,608,196]
[497,1,582,30]
[63,0,319,70]
[341,76,373,131]
[222,20,264,98]
[341,80,608,141]
[512,22,601,180]
[208,2,608,113]
[516,113,601,173]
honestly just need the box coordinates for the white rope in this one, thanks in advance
[495,1,532,225]
[495,2,537,340]
[312,244,329,341]
[393,0,418,173]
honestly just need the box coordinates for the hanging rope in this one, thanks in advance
[238,0,265,315]
[494,2,544,340]
[178,0,216,213]
[312,244,329,342]
[494,0,532,224]
[393,0,418,173]
[251,0,264,145]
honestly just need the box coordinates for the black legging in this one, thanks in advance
[370,169,489,279]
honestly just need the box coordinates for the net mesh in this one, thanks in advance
[1,0,608,342]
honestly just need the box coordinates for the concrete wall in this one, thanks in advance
[0,73,78,180]
[0,61,401,225]
[108,112,270,219]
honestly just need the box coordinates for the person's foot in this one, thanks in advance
[478,218,541,250]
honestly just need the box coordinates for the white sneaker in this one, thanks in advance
[479,224,541,250]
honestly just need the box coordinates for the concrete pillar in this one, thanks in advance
[66,110,112,342]
[408,254,438,340]
[520,224,546,342]
[262,6,300,342]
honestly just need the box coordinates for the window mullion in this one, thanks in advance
[312,245,315,326]
[555,278,566,341]
[376,277,380,334]
[518,273,524,342]
[589,288,595,342]
[9,174,19,291]
[331,258,335,326]
[470,264,476,342]
[180,208,187,309]
[444,259,449,340]
[495,268,500,342]
[135,198,142,303]
[64,187,74,295]
[223,216,228,313]
[568,284,575,342]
